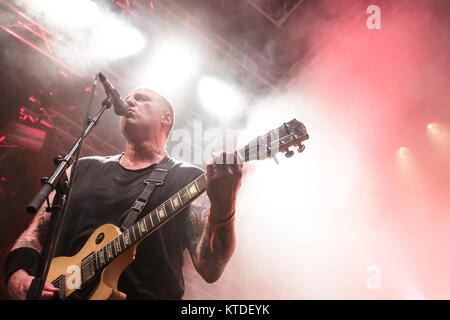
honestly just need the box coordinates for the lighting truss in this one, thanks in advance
[245,0,304,27]
[2,93,122,156]
[0,1,86,78]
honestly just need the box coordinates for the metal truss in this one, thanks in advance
[6,96,122,156]
[0,0,85,78]
[245,0,304,27]
[0,0,129,86]
[155,0,278,92]
[0,0,282,94]
[0,0,295,158]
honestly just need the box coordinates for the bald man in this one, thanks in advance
[5,88,242,299]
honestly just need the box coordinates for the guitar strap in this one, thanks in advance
[120,156,176,232]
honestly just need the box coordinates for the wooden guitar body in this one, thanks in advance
[47,224,136,300]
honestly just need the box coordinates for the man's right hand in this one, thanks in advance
[7,269,59,300]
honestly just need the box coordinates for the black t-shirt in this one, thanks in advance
[55,154,204,299]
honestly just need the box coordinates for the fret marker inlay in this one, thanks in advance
[157,207,166,220]
[188,183,198,197]
[139,220,147,233]
[172,196,181,209]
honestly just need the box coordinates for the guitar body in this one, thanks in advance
[47,224,137,300]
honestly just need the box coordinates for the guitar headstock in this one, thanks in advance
[238,118,309,163]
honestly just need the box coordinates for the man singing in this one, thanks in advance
[4,87,242,299]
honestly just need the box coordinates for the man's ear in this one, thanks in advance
[161,111,173,129]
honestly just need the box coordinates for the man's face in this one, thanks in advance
[120,88,170,141]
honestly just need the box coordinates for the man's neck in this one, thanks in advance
[121,141,167,170]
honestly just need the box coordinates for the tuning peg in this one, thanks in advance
[285,150,294,158]
[297,144,305,153]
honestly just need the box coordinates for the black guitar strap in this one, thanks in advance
[120,156,176,232]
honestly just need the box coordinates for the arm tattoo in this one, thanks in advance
[11,168,68,254]
[11,208,52,253]
[185,193,236,283]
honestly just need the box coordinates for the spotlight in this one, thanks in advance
[426,122,445,140]
[198,76,246,120]
[140,38,199,95]
[396,146,410,160]
[92,17,145,61]
[31,0,145,61]
[33,0,100,27]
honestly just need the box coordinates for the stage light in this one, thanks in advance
[426,122,446,140]
[30,0,145,61]
[91,17,145,61]
[139,38,199,95]
[33,0,100,27]
[396,144,422,196]
[396,146,410,160]
[198,76,246,120]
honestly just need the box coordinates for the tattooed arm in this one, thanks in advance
[185,193,236,283]
[10,165,71,253]
[6,191,59,299]
[185,152,242,283]
[10,202,53,253]
[6,167,71,299]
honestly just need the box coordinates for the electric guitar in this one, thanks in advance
[46,118,309,299]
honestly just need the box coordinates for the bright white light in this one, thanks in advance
[91,16,145,61]
[33,0,100,27]
[396,146,410,160]
[426,122,446,140]
[198,76,246,120]
[31,0,145,61]
[140,38,199,96]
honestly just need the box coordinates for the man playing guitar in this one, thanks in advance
[4,87,243,299]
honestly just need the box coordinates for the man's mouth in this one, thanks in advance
[125,109,137,117]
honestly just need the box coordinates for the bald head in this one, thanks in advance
[125,88,174,138]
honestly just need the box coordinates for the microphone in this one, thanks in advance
[97,72,129,116]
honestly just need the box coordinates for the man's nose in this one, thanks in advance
[125,97,137,107]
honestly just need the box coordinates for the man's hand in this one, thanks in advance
[185,152,242,282]
[7,269,59,300]
[206,152,243,223]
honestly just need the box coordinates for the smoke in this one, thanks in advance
[1,0,449,300]
[0,0,145,80]
[183,0,450,299]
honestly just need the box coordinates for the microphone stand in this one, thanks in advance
[26,86,112,300]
